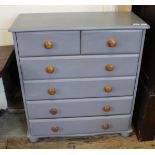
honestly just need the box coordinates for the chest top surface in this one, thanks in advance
[9,12,149,32]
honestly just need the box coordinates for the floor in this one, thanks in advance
[0,112,155,149]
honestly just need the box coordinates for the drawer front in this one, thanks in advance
[16,31,80,57]
[21,55,139,80]
[24,77,135,100]
[81,30,142,54]
[27,96,133,119]
[29,115,131,136]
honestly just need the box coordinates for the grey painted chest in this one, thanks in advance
[9,12,149,142]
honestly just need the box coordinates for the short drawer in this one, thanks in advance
[27,96,133,119]
[29,115,131,136]
[24,77,136,100]
[21,55,139,80]
[81,30,142,54]
[16,31,80,57]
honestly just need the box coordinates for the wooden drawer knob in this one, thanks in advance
[102,123,110,129]
[105,64,115,72]
[48,88,56,95]
[104,86,112,93]
[103,105,111,112]
[107,39,117,48]
[51,126,59,132]
[47,66,55,74]
[50,107,58,115]
[44,40,53,49]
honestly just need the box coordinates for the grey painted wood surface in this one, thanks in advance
[24,77,136,100]
[9,12,149,32]
[81,30,142,54]
[20,54,139,80]
[16,31,80,57]
[128,30,147,129]
[10,12,149,141]
[29,115,131,136]
[27,96,133,119]
[12,33,32,136]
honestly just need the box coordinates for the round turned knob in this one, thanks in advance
[105,64,115,72]
[103,105,111,112]
[107,39,117,48]
[102,123,110,129]
[44,40,53,49]
[47,66,55,74]
[48,88,56,95]
[104,86,112,93]
[51,126,59,132]
[50,107,58,115]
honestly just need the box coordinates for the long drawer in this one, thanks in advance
[27,96,133,119]
[81,30,142,54]
[16,31,80,57]
[29,115,131,136]
[24,77,136,100]
[21,55,139,80]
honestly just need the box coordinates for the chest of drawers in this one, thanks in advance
[9,12,149,142]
